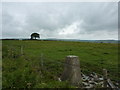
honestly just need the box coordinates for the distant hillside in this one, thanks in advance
[1,38,119,43]
[44,39,119,43]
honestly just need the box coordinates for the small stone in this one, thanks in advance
[89,84,94,88]
[85,84,94,88]
[85,86,90,88]
[99,78,104,81]
[98,81,104,87]
[58,78,61,81]
[94,82,98,85]
[82,76,89,81]
[90,78,94,81]
[82,74,86,77]
[82,82,89,86]
[115,83,119,86]
[82,78,86,81]
[90,74,94,77]
[89,81,95,84]
[93,75,99,81]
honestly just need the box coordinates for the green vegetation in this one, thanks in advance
[31,33,40,40]
[2,40,119,88]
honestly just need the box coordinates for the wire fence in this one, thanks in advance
[3,44,119,82]
[2,44,113,75]
[2,44,120,89]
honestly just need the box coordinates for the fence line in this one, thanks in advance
[3,45,119,89]
[6,45,106,77]
[5,45,117,79]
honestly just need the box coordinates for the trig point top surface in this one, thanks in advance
[67,55,78,58]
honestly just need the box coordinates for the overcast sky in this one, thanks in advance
[2,2,118,40]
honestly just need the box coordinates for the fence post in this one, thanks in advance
[41,53,43,69]
[61,55,82,86]
[21,46,23,55]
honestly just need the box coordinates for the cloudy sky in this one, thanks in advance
[2,2,118,40]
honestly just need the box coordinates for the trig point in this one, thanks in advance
[61,55,82,86]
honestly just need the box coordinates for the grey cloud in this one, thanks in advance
[80,3,118,33]
[2,2,118,40]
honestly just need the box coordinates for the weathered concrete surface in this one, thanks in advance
[61,55,82,86]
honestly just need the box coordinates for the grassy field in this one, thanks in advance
[2,40,119,88]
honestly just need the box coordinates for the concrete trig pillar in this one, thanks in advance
[61,55,82,86]
[103,69,108,88]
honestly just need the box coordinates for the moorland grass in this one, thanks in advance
[2,40,119,88]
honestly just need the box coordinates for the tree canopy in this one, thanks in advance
[31,33,40,40]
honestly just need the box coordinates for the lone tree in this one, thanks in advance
[31,33,40,40]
